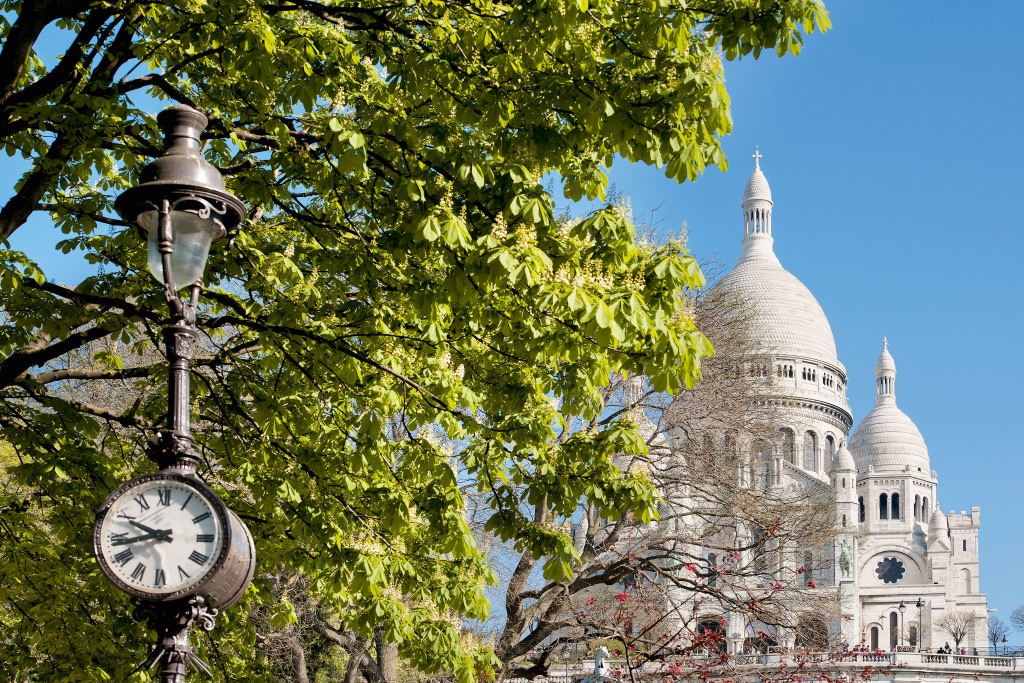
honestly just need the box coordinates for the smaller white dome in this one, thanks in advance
[850,342,929,472]
[849,404,929,471]
[929,506,948,532]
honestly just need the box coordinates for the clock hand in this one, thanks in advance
[127,519,173,542]
[128,519,163,534]
[111,531,174,545]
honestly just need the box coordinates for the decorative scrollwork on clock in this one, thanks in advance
[875,556,905,584]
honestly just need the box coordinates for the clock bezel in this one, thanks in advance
[93,471,232,602]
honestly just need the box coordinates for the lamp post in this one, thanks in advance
[916,598,924,651]
[92,105,254,683]
[898,600,906,649]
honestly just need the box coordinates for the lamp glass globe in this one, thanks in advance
[138,210,218,287]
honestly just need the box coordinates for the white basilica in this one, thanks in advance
[708,152,988,652]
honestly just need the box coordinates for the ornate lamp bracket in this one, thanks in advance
[134,597,219,682]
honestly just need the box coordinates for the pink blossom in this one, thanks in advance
[685,563,696,572]
[586,598,596,606]
[615,592,629,602]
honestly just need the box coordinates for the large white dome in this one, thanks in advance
[715,258,841,368]
[714,153,843,370]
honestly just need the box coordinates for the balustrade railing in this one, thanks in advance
[518,649,1021,682]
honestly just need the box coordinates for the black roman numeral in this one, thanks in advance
[157,488,172,506]
[114,548,133,565]
[192,512,211,524]
[130,563,145,581]
[154,568,165,588]
[116,511,136,520]
[178,565,190,580]
[196,534,214,543]
[180,492,193,510]
[188,550,209,565]
[134,494,150,511]
[110,531,128,541]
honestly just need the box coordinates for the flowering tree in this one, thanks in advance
[0,0,830,680]
[564,574,884,683]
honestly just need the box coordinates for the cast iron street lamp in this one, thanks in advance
[92,105,255,682]
[898,600,906,648]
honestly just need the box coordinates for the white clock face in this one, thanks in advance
[98,478,223,596]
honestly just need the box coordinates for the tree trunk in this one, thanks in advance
[345,638,367,683]
[375,629,398,683]
[289,632,311,683]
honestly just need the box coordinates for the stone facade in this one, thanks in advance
[705,153,988,653]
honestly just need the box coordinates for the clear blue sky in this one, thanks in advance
[4,0,1021,635]
[597,0,1024,627]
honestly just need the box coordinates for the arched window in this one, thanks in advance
[963,539,967,552]
[879,493,888,520]
[803,431,817,470]
[803,551,813,581]
[960,568,971,594]
[842,514,847,527]
[707,553,718,587]
[859,496,865,523]
[914,495,921,521]
[923,497,929,517]
[889,612,899,649]
[697,617,727,653]
[909,625,918,647]
[891,493,900,520]
[779,428,795,464]
[825,435,835,460]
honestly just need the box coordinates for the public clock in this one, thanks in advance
[94,471,255,609]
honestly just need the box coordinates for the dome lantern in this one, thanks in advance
[741,147,775,260]
[875,338,897,405]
